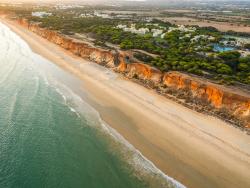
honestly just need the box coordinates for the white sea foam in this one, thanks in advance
[99,121,186,188]
[47,79,186,188]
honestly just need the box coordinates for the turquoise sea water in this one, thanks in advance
[0,22,184,188]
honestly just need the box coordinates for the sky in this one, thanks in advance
[0,0,246,5]
[0,0,241,2]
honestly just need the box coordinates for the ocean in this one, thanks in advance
[0,22,184,188]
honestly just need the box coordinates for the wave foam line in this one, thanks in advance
[49,80,186,188]
[0,21,187,187]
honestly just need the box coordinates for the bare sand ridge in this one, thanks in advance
[161,17,250,33]
[1,17,250,188]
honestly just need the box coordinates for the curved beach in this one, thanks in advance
[1,17,250,188]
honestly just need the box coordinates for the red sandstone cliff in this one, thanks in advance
[16,18,250,128]
[117,51,162,83]
[162,72,250,127]
[18,19,117,68]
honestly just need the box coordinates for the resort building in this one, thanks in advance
[168,25,196,33]
[116,24,150,35]
[152,29,163,37]
[32,12,52,18]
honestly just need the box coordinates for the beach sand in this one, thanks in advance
[1,17,250,188]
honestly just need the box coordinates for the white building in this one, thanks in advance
[179,33,192,40]
[115,15,133,19]
[161,33,166,39]
[136,28,150,35]
[220,40,243,47]
[94,11,112,19]
[191,35,215,42]
[116,24,149,35]
[152,29,163,37]
[55,4,84,10]
[117,24,127,29]
[79,13,94,18]
[185,33,192,38]
[168,25,196,33]
[208,36,216,41]
[32,12,52,18]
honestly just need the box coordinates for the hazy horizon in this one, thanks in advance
[1,0,249,7]
[0,0,246,3]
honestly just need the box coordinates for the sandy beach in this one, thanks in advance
[1,17,250,188]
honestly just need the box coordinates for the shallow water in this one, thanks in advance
[0,22,184,188]
[213,44,235,52]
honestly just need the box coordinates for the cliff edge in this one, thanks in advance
[16,18,250,130]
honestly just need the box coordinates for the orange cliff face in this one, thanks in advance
[16,18,250,128]
[163,72,250,125]
[17,19,117,68]
[163,72,223,107]
[117,51,162,84]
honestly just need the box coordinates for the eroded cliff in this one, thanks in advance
[162,72,250,127]
[18,19,117,68]
[16,18,250,129]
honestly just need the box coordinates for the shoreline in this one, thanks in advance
[1,18,250,188]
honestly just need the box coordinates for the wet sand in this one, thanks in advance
[1,17,250,188]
